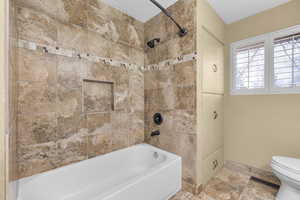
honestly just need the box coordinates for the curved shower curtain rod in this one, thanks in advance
[149,0,188,37]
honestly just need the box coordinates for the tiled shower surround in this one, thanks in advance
[13,0,145,179]
[144,0,198,193]
[11,0,199,192]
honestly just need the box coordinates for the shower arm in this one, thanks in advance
[149,0,188,37]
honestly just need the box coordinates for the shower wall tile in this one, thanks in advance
[112,68,130,112]
[167,31,196,59]
[108,42,131,63]
[156,68,175,88]
[86,113,111,136]
[17,7,58,46]
[144,71,160,90]
[174,61,196,86]
[129,70,144,112]
[57,113,83,140]
[86,62,112,82]
[87,4,119,42]
[175,86,196,111]
[129,112,145,145]
[17,81,57,114]
[144,14,169,46]
[8,0,19,181]
[175,133,197,184]
[111,112,131,136]
[172,110,196,135]
[126,23,144,50]
[56,0,88,28]
[87,0,144,50]
[144,48,156,65]
[111,132,129,151]
[56,135,88,166]
[144,0,197,192]
[145,87,176,111]
[17,113,57,146]
[87,31,110,58]
[57,87,82,139]
[170,0,196,35]
[87,132,112,158]
[83,81,113,113]
[57,23,88,52]
[17,142,58,178]
[57,56,83,89]
[131,48,145,66]
[18,48,57,84]
[144,43,169,65]
[15,0,59,19]
[88,0,126,23]
[15,0,145,179]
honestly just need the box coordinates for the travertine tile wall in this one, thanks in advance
[8,0,19,185]
[144,0,198,193]
[10,0,200,192]
[13,0,145,179]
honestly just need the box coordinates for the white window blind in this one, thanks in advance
[231,25,300,95]
[273,33,300,88]
[234,42,265,90]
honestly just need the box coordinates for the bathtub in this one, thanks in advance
[17,144,182,200]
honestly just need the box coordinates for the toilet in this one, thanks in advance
[271,156,300,200]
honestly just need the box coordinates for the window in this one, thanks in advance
[231,25,300,95]
[272,33,300,90]
[231,36,268,95]
[234,42,265,90]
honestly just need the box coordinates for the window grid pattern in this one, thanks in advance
[234,42,265,90]
[273,33,300,88]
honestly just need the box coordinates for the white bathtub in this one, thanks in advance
[17,144,182,200]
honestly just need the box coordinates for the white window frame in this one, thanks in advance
[230,24,300,95]
[230,34,269,95]
[270,25,300,94]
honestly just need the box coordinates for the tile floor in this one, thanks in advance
[171,167,278,200]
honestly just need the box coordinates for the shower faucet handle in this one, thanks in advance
[151,130,160,137]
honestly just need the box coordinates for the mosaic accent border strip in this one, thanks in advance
[17,39,197,71]
[145,52,197,71]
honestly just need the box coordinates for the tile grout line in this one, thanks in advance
[17,39,197,71]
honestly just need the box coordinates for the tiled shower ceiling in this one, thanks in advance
[102,0,178,22]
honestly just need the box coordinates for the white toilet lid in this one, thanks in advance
[272,156,300,174]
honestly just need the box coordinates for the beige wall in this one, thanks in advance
[0,0,7,198]
[224,0,300,170]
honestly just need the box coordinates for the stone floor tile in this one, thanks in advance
[203,177,243,200]
[169,167,278,200]
[198,193,216,200]
[216,167,250,191]
[170,191,201,200]
[238,180,277,200]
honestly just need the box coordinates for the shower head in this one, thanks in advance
[147,38,160,48]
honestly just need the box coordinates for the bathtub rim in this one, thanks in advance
[17,143,182,200]
[18,143,180,182]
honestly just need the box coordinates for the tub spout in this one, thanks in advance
[151,130,160,137]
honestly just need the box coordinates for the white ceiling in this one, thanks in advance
[207,0,291,24]
[102,0,178,23]
[102,0,291,24]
